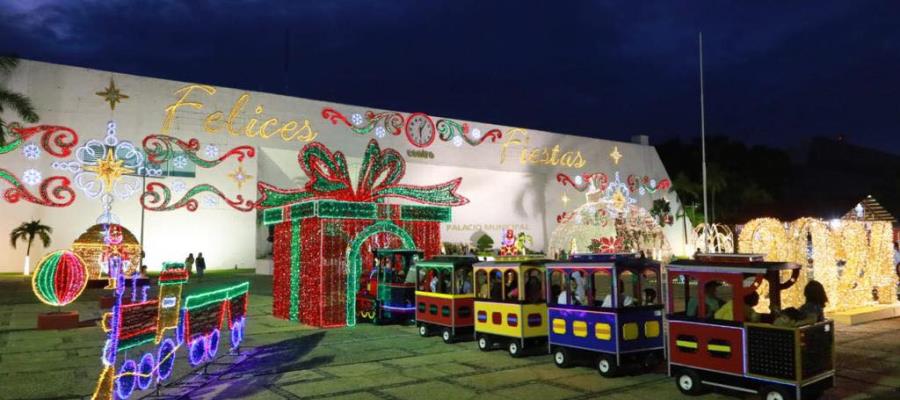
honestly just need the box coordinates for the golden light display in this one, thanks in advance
[740,217,897,312]
[72,224,142,279]
[693,223,735,254]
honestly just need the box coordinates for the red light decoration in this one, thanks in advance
[5,125,79,157]
[263,139,463,327]
[0,168,76,207]
[321,107,503,148]
[32,250,88,306]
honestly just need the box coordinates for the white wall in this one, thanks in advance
[0,60,688,273]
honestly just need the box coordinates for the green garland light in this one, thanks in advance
[289,220,301,321]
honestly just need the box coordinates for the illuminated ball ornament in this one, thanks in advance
[32,250,88,306]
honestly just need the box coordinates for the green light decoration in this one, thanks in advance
[141,182,255,212]
[345,220,416,327]
[32,250,88,306]
[289,221,301,321]
[142,135,255,168]
[256,139,469,209]
[183,281,250,311]
[0,137,24,155]
[261,200,451,224]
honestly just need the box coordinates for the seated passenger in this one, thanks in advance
[490,272,502,300]
[686,281,723,318]
[505,272,519,300]
[477,275,489,298]
[550,284,562,304]
[571,271,587,305]
[743,291,761,323]
[601,280,635,308]
[775,280,828,326]
[643,288,657,305]
[459,271,473,294]
[525,273,542,302]
[429,274,439,292]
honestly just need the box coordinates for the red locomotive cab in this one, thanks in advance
[665,254,835,400]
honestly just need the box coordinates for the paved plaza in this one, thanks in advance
[0,271,898,400]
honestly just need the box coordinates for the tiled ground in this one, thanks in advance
[1,271,898,400]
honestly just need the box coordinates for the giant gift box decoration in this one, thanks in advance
[260,139,468,327]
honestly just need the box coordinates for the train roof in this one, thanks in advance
[547,253,660,270]
[667,253,799,274]
[474,254,551,269]
[373,248,423,255]
[416,256,478,269]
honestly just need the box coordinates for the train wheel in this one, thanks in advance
[597,354,619,377]
[441,328,452,344]
[418,323,430,337]
[157,338,176,382]
[206,329,220,359]
[508,341,522,358]
[476,334,491,351]
[552,347,571,368]
[230,319,245,350]
[760,385,794,400]
[115,359,137,399]
[189,337,206,365]
[675,369,704,396]
[137,353,155,390]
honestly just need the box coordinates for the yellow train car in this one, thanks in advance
[473,255,550,357]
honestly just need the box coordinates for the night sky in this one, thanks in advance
[1,1,899,153]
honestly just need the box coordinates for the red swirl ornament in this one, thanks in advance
[556,172,609,192]
[142,135,255,167]
[141,182,255,212]
[0,168,75,207]
[11,125,79,158]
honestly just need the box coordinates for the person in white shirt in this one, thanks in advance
[601,280,634,308]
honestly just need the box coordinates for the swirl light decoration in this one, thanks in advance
[321,107,502,147]
[32,250,88,306]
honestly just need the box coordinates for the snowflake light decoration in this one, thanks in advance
[172,155,188,169]
[52,120,144,201]
[452,135,463,147]
[204,144,220,159]
[375,126,387,138]
[471,128,482,140]
[22,143,41,160]
[22,169,42,186]
[203,195,219,208]
[350,113,364,126]
[172,180,187,193]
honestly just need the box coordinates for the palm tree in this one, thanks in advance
[10,220,52,275]
[0,55,39,146]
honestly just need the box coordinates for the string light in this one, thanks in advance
[32,250,88,306]
[740,217,898,311]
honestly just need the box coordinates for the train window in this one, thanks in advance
[549,270,564,305]
[593,270,613,308]
[671,274,698,315]
[436,270,451,294]
[489,270,503,301]
[502,270,519,302]
[475,270,489,299]
[557,270,589,306]
[710,281,734,321]
[523,268,545,303]
[455,267,473,295]
[417,267,431,292]
[617,270,638,307]
[640,269,660,306]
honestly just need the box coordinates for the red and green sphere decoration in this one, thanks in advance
[32,250,88,306]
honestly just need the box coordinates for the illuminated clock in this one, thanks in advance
[404,112,436,148]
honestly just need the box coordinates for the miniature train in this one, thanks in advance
[92,260,249,400]
[362,250,834,400]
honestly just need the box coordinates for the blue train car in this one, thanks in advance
[546,253,664,376]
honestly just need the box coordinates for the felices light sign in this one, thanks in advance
[162,85,319,143]
[500,128,586,169]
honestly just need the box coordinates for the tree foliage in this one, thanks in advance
[0,55,39,146]
[10,220,53,256]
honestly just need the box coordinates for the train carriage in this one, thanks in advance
[415,256,478,342]
[473,255,550,357]
[547,253,664,377]
[666,254,835,400]
[357,248,422,325]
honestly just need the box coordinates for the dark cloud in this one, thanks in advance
[1,0,898,152]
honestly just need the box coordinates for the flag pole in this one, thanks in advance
[699,32,710,253]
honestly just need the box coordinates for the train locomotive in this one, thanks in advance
[92,261,249,400]
[547,253,665,376]
[666,254,835,400]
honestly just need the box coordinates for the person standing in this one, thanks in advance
[893,241,900,278]
[185,253,195,275]
[196,252,206,280]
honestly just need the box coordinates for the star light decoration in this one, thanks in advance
[601,172,636,217]
[53,121,161,222]
[228,164,253,190]
[95,77,129,110]
[609,146,622,165]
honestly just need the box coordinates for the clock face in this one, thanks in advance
[405,113,436,148]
